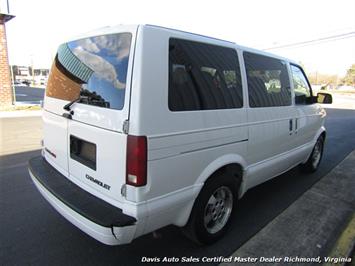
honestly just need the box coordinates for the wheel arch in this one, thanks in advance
[174,154,247,227]
[302,126,326,164]
[314,126,326,143]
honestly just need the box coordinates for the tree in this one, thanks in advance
[342,64,355,86]
[307,72,338,86]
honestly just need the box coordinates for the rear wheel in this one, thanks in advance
[301,136,324,173]
[182,172,240,245]
[204,186,233,234]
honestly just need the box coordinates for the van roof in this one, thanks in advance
[145,24,297,64]
[66,24,298,65]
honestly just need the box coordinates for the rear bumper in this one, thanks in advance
[28,156,137,245]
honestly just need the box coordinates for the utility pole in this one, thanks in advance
[9,64,16,102]
[30,54,35,86]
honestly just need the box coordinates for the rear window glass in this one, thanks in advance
[46,33,132,110]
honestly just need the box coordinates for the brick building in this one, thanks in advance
[0,12,15,107]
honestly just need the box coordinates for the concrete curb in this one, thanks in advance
[0,110,42,118]
[324,214,355,266]
[221,151,355,265]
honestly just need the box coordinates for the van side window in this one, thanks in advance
[244,52,291,108]
[291,65,312,105]
[168,38,243,111]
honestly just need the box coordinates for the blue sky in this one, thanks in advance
[3,0,355,76]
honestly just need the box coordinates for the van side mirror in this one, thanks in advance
[317,92,332,104]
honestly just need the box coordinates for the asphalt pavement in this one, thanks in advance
[14,86,45,104]
[224,151,355,265]
[1,108,355,265]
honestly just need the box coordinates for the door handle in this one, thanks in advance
[289,119,293,135]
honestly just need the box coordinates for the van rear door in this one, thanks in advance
[44,26,137,203]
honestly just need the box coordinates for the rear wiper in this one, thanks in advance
[63,89,91,111]
[63,89,108,111]
[63,96,82,111]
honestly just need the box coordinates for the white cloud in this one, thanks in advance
[72,47,126,89]
[75,38,100,53]
[92,33,131,60]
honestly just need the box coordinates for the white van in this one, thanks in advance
[28,24,332,245]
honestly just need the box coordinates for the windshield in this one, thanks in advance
[46,32,132,110]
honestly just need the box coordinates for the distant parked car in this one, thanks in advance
[40,78,47,86]
[21,80,31,86]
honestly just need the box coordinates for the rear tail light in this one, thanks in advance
[126,135,147,187]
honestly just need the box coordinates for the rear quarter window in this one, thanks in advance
[168,38,243,111]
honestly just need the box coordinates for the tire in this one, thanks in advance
[182,171,240,245]
[301,135,324,173]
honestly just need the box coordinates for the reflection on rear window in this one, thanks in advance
[46,33,132,110]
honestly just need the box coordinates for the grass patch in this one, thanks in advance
[0,105,42,112]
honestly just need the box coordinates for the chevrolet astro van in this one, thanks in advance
[28,25,332,245]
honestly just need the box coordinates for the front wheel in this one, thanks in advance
[301,136,324,173]
[182,173,239,245]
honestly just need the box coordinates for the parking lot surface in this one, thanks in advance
[14,86,44,104]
